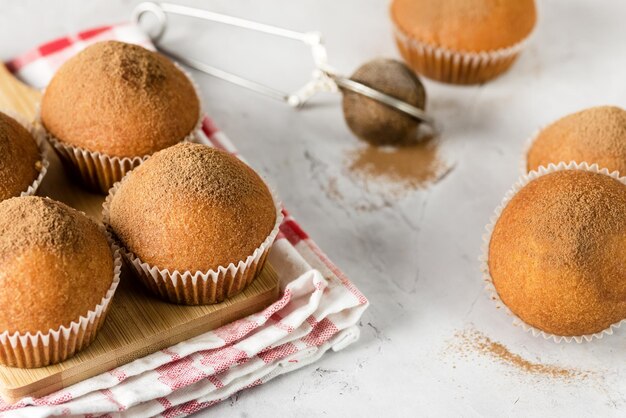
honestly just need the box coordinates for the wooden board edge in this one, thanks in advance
[0,275,279,404]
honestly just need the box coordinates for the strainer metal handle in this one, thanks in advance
[132,1,437,129]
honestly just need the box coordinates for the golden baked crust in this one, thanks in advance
[108,142,276,272]
[41,41,200,158]
[0,112,40,201]
[391,0,537,52]
[489,170,626,336]
[0,197,114,334]
[527,106,626,174]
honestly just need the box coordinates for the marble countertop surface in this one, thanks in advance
[2,0,625,416]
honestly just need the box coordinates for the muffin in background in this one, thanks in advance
[40,40,201,193]
[104,142,281,305]
[0,111,45,201]
[0,196,120,368]
[527,106,626,174]
[391,0,537,84]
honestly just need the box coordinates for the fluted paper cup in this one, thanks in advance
[392,22,533,85]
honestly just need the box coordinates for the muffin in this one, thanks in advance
[391,0,537,84]
[487,168,626,339]
[0,196,121,368]
[104,142,281,305]
[527,106,626,174]
[40,40,201,193]
[0,111,47,201]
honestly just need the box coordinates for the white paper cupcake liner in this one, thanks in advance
[37,62,203,194]
[479,161,626,343]
[0,109,49,198]
[392,22,533,85]
[0,229,122,368]
[102,178,284,305]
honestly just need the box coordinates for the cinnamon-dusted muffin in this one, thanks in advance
[105,142,280,305]
[0,197,118,368]
[391,0,537,84]
[40,41,201,192]
[0,112,42,201]
[488,170,626,337]
[527,106,626,174]
[41,41,199,157]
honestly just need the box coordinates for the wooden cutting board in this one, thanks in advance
[0,64,280,403]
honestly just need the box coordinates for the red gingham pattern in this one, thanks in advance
[108,369,127,383]
[258,343,299,364]
[198,346,248,374]
[100,389,125,412]
[0,23,368,418]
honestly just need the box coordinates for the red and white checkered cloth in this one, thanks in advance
[1,23,368,418]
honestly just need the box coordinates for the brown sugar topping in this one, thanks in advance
[391,0,537,52]
[41,41,200,158]
[0,112,40,201]
[527,106,626,174]
[0,197,114,334]
[489,170,626,336]
[108,142,276,272]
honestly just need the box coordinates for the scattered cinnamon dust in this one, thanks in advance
[324,176,344,201]
[345,138,450,197]
[449,327,591,380]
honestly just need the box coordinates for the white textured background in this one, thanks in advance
[2,1,626,416]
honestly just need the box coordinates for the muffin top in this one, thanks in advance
[108,142,277,272]
[41,41,200,158]
[0,197,114,334]
[489,170,626,336]
[0,112,40,201]
[391,0,537,52]
[527,106,626,174]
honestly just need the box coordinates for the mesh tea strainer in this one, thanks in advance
[132,2,438,146]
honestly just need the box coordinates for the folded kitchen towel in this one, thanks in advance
[0,23,368,418]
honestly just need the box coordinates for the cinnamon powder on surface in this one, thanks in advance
[449,327,590,380]
[345,138,450,196]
